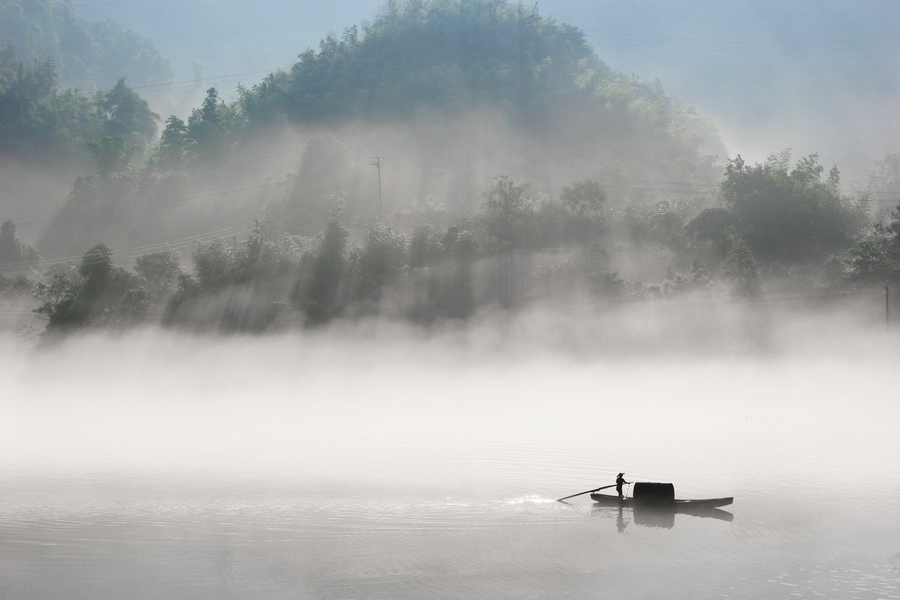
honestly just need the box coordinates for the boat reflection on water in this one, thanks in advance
[599,504,734,530]
[634,503,733,528]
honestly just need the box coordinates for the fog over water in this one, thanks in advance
[1,308,899,598]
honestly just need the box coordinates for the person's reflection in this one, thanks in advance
[616,507,627,534]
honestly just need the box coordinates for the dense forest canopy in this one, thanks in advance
[243,0,596,124]
[0,44,158,164]
[240,0,722,165]
[0,0,174,92]
[0,0,897,339]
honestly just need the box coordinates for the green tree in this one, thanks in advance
[686,207,740,259]
[86,135,139,177]
[33,266,89,330]
[134,249,182,302]
[351,223,407,303]
[846,202,900,285]
[480,175,533,249]
[34,243,149,331]
[304,209,349,324]
[561,179,606,218]
[192,239,236,291]
[409,224,444,268]
[0,45,98,162]
[724,236,759,294]
[200,87,221,125]
[560,178,606,244]
[155,115,188,170]
[623,199,691,251]
[233,221,305,283]
[95,77,160,146]
[187,87,229,160]
[721,152,866,263]
[0,219,40,266]
[79,243,115,302]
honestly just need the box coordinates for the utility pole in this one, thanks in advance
[371,156,383,213]
[886,283,890,330]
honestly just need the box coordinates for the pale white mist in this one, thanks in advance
[2,305,896,487]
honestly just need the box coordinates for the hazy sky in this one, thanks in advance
[71,0,900,180]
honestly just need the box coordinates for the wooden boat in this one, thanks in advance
[589,493,733,509]
[591,482,733,513]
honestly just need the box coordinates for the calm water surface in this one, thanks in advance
[1,332,898,599]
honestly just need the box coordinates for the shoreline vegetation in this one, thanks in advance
[0,0,898,341]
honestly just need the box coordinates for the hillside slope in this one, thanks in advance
[36,0,725,258]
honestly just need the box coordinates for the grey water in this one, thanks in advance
[1,328,898,599]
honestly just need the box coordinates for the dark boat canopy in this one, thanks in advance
[632,482,675,501]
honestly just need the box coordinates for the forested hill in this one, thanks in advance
[240,0,718,155]
[0,0,174,92]
[17,0,728,260]
[244,0,594,125]
[230,0,724,216]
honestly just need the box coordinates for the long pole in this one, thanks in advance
[556,483,616,502]
[886,284,890,330]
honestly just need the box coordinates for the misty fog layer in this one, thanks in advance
[2,305,897,474]
[1,319,898,599]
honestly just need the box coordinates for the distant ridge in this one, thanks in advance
[0,0,174,92]
[239,0,717,147]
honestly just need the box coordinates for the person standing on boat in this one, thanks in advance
[616,473,629,499]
